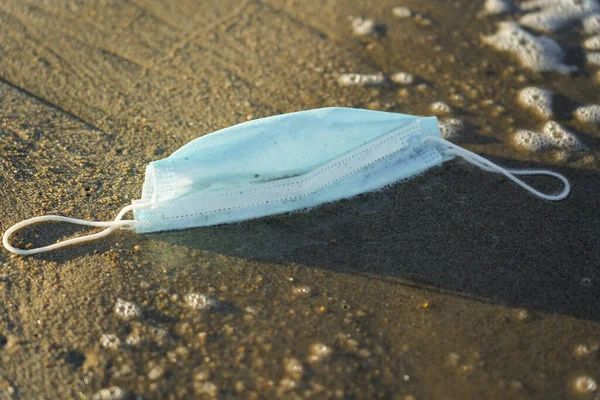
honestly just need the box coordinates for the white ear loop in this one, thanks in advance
[2,202,151,256]
[422,135,570,201]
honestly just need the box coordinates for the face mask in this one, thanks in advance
[3,107,569,255]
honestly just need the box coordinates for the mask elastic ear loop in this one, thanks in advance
[2,202,149,256]
[422,136,570,201]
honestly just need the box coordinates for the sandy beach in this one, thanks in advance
[1,0,599,398]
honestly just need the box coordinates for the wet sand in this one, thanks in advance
[1,0,599,399]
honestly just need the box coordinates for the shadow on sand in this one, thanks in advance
[151,157,600,321]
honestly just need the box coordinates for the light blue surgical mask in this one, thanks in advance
[3,107,569,255]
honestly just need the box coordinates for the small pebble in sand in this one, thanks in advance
[430,101,452,115]
[514,308,531,322]
[148,366,164,380]
[392,6,412,18]
[114,298,141,321]
[574,104,600,124]
[184,293,218,310]
[351,17,378,36]
[517,87,554,119]
[92,387,125,400]
[195,381,218,397]
[584,35,600,50]
[482,22,576,74]
[580,277,594,287]
[572,375,597,393]
[390,72,415,85]
[307,343,332,364]
[446,352,461,367]
[414,13,432,26]
[100,333,120,350]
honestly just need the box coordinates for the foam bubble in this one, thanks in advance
[519,0,600,33]
[572,375,597,393]
[439,118,466,140]
[514,129,549,151]
[307,343,332,364]
[184,293,218,310]
[351,17,378,36]
[100,333,120,350]
[283,357,305,380]
[338,73,388,87]
[430,101,452,115]
[517,87,554,119]
[574,104,600,123]
[584,34,600,49]
[114,298,141,321]
[583,13,600,34]
[92,387,125,400]
[393,6,412,18]
[195,381,218,397]
[514,121,584,151]
[482,22,576,74]
[148,366,165,380]
[482,0,514,15]
[291,286,312,296]
[587,52,600,65]
[543,121,585,150]
[390,72,415,85]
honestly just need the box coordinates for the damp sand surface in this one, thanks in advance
[0,0,600,399]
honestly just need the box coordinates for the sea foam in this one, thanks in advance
[482,22,577,74]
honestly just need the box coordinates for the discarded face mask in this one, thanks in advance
[3,107,570,255]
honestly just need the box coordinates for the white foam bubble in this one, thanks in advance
[514,121,584,151]
[338,73,388,86]
[184,293,218,310]
[584,34,600,49]
[519,0,600,33]
[393,6,412,18]
[307,343,332,364]
[543,121,585,150]
[587,52,600,65]
[351,17,378,36]
[114,298,141,321]
[574,104,600,123]
[482,22,576,74]
[482,0,514,15]
[572,376,597,394]
[430,101,452,115]
[583,13,600,34]
[517,87,554,119]
[439,118,466,140]
[100,333,120,350]
[390,72,415,85]
[92,387,125,400]
[514,129,550,151]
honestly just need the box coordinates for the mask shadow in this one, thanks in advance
[152,157,600,322]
